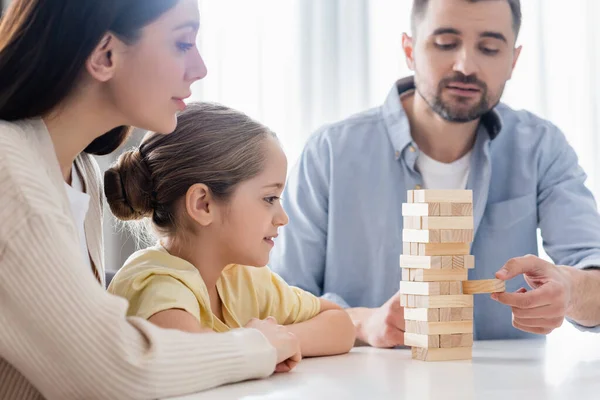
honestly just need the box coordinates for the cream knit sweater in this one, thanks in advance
[0,118,276,400]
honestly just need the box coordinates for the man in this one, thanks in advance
[270,0,600,347]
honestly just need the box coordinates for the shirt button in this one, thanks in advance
[415,184,422,190]
[409,146,416,153]
[395,150,400,158]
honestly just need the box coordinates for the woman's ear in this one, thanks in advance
[86,33,124,82]
[185,183,215,227]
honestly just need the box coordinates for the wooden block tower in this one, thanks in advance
[400,189,505,361]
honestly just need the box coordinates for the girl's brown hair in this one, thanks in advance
[104,102,277,237]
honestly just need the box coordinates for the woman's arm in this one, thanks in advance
[284,299,356,357]
[1,214,277,399]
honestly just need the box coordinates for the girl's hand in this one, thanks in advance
[245,317,302,373]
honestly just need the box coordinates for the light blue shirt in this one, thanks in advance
[270,77,600,339]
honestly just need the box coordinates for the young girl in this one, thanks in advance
[106,102,356,361]
[0,0,299,398]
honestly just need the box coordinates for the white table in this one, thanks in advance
[169,327,600,400]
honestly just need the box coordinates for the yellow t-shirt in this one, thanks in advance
[108,245,321,332]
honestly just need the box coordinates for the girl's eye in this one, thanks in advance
[264,196,280,205]
[177,42,195,53]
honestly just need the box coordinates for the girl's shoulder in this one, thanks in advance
[109,245,204,290]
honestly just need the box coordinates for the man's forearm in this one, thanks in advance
[562,267,600,327]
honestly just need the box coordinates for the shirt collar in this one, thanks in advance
[381,76,504,160]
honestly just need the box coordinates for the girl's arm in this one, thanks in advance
[284,298,356,357]
[149,309,213,333]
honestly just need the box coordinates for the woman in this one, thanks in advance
[0,1,300,399]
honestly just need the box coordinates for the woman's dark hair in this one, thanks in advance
[0,0,179,155]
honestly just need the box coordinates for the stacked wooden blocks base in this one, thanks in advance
[401,190,483,362]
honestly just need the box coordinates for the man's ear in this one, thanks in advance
[508,45,523,79]
[185,183,215,227]
[86,33,123,82]
[402,33,416,71]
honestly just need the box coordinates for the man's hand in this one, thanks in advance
[492,255,572,335]
[350,291,405,348]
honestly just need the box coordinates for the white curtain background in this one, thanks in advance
[192,0,600,197]
[98,0,600,299]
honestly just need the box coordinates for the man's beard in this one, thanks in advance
[417,73,500,123]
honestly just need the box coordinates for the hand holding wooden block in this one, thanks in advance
[462,279,506,294]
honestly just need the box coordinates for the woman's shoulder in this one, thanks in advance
[0,119,67,219]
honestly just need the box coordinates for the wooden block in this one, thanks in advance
[404,333,440,348]
[407,190,414,203]
[401,268,410,281]
[403,216,421,229]
[420,216,473,230]
[411,242,419,255]
[440,334,473,348]
[403,229,441,243]
[418,243,470,256]
[440,229,474,243]
[403,308,440,322]
[441,255,475,269]
[412,190,473,204]
[440,307,473,321]
[409,268,469,282]
[400,281,437,295]
[404,294,473,309]
[412,346,472,361]
[402,242,411,255]
[402,203,440,216]
[400,281,462,295]
[400,294,409,307]
[405,320,473,335]
[440,203,473,216]
[462,279,506,294]
[399,255,443,269]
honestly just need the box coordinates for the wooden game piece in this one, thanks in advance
[402,229,441,243]
[407,190,414,203]
[407,268,469,282]
[462,279,506,294]
[405,320,473,335]
[420,216,474,230]
[412,346,472,361]
[412,190,473,204]
[403,216,421,229]
[401,268,410,281]
[411,242,419,255]
[440,334,474,348]
[403,308,440,322]
[400,255,443,269]
[402,203,441,216]
[400,281,463,296]
[417,243,470,256]
[440,229,474,243]
[400,294,473,309]
[441,255,475,269]
[439,307,473,321]
[439,203,473,216]
[404,333,440,348]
